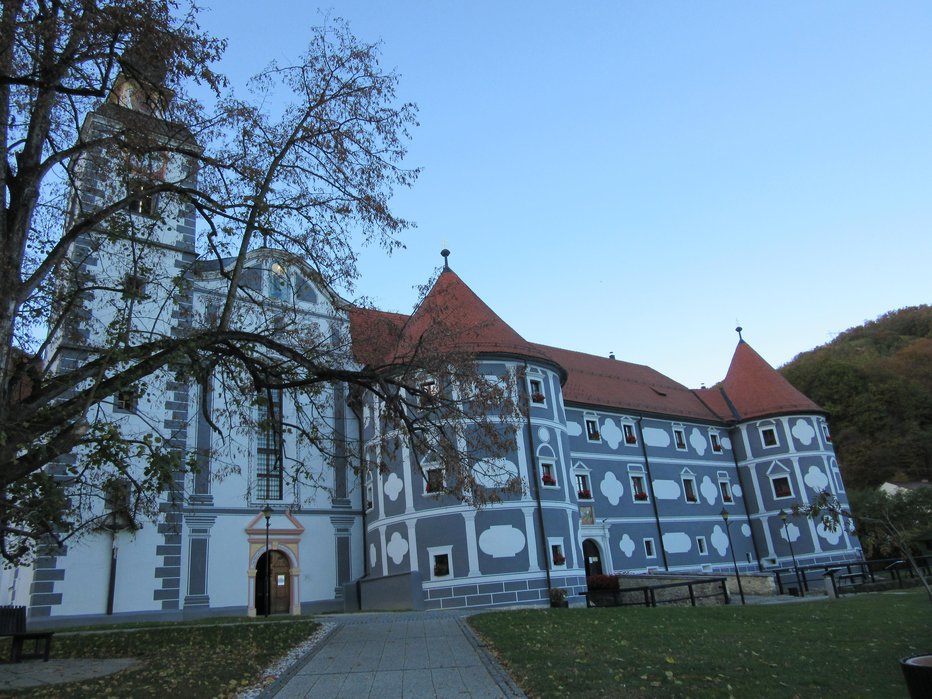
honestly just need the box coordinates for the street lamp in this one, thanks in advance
[262,504,273,617]
[720,508,745,605]
[779,509,805,597]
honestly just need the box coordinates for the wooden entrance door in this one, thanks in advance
[256,550,291,615]
[583,539,603,577]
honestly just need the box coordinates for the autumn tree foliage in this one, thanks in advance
[781,305,932,489]
[0,1,520,564]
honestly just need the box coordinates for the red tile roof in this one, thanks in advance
[718,340,823,420]
[534,344,722,421]
[350,269,556,368]
[349,267,822,423]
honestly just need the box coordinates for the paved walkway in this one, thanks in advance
[0,658,138,691]
[267,611,524,698]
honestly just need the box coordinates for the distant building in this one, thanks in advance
[3,72,861,622]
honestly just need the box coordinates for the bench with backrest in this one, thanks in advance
[0,605,53,662]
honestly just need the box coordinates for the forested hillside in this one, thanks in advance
[780,306,932,490]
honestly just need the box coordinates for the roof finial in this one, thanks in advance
[736,325,744,342]
[440,248,450,271]
[609,351,616,360]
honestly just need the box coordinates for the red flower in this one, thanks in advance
[542,474,556,486]
[578,489,592,499]
[634,492,648,501]
[625,434,637,444]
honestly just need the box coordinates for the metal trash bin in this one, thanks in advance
[901,654,932,699]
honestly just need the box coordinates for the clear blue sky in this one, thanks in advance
[200,1,932,389]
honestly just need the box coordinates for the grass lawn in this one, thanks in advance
[0,617,320,698]
[469,590,932,698]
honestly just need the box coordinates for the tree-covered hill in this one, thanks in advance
[780,305,932,490]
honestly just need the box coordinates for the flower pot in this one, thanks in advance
[901,654,932,698]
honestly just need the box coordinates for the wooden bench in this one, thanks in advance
[0,606,53,662]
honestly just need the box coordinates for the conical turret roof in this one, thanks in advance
[718,339,823,420]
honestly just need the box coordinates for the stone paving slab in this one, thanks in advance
[0,658,138,690]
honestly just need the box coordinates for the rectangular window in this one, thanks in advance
[682,476,698,503]
[122,273,146,300]
[719,479,734,503]
[585,417,601,442]
[529,378,545,404]
[419,380,439,407]
[551,543,566,567]
[575,473,592,499]
[432,553,450,578]
[365,470,374,511]
[644,538,656,558]
[126,179,157,217]
[696,536,708,555]
[631,475,648,502]
[771,475,793,499]
[425,467,444,494]
[114,388,137,413]
[761,426,778,447]
[673,427,686,450]
[623,423,637,445]
[821,422,832,443]
[710,433,723,452]
[540,461,557,487]
[256,389,284,500]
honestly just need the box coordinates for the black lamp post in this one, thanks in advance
[262,504,273,617]
[779,509,805,597]
[720,508,745,605]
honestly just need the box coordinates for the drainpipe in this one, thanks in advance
[523,362,552,594]
[106,530,118,615]
[727,423,764,572]
[636,418,669,571]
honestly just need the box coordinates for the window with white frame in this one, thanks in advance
[623,422,637,445]
[540,460,557,487]
[424,466,445,494]
[585,416,601,442]
[696,536,708,555]
[629,469,649,502]
[760,424,779,448]
[681,471,698,503]
[550,540,567,567]
[718,471,735,503]
[771,475,793,499]
[428,546,453,580]
[821,421,832,444]
[365,469,374,511]
[419,379,439,407]
[673,426,687,451]
[126,179,158,217]
[529,377,545,404]
[644,538,656,558]
[575,472,592,499]
[114,387,138,413]
[710,431,723,453]
[269,262,290,301]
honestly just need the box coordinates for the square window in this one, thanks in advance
[719,480,734,503]
[673,428,686,450]
[114,388,137,413]
[585,417,601,441]
[623,423,637,445]
[631,475,648,502]
[540,461,557,487]
[126,180,157,217]
[644,538,656,558]
[529,378,545,404]
[696,536,708,555]
[761,427,778,447]
[575,473,592,499]
[122,273,146,300]
[771,475,792,499]
[682,477,698,503]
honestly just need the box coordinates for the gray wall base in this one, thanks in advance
[356,572,424,611]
